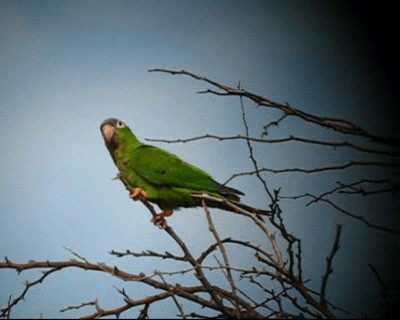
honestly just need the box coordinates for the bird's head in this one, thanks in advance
[100,117,142,164]
[100,117,138,156]
[100,118,126,147]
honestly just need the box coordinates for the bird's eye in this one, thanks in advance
[116,121,125,128]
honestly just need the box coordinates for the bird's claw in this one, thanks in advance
[152,217,168,229]
[151,209,173,229]
[129,187,147,201]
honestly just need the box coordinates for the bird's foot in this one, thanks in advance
[151,209,173,229]
[129,187,147,201]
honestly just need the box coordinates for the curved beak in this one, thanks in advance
[100,118,118,145]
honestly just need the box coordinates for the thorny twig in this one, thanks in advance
[146,133,400,157]
[282,192,400,235]
[320,225,343,307]
[202,199,240,317]
[148,68,400,147]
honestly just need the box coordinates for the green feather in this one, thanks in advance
[131,145,219,191]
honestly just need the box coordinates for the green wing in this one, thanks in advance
[130,145,220,192]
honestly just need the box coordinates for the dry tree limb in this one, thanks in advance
[138,303,150,319]
[156,271,187,319]
[0,257,262,319]
[368,263,388,313]
[192,193,283,270]
[60,300,100,313]
[334,179,400,196]
[303,179,398,204]
[202,200,241,318]
[282,192,400,235]
[320,224,343,307]
[223,161,399,185]
[146,134,400,157]
[148,68,400,148]
[110,248,187,262]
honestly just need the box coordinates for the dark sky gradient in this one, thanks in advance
[343,1,399,102]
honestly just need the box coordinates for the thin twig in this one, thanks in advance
[238,95,284,269]
[202,200,241,318]
[148,68,400,147]
[191,193,283,270]
[285,193,400,234]
[156,271,187,319]
[320,224,343,306]
[138,303,150,319]
[224,161,400,186]
[368,264,388,310]
[145,134,400,156]
[110,249,187,262]
[60,300,98,313]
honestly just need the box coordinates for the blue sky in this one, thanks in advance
[0,1,398,318]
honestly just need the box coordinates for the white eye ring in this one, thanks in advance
[116,120,125,128]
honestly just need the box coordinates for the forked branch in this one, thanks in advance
[148,68,400,147]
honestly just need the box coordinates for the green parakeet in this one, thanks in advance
[100,118,268,227]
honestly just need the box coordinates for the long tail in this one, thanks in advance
[215,181,245,202]
[191,192,270,221]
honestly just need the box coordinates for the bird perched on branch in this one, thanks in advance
[100,118,268,228]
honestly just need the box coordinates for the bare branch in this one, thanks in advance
[368,264,388,309]
[63,246,90,263]
[191,193,283,270]
[156,271,187,319]
[262,114,288,136]
[79,292,172,319]
[0,260,65,318]
[148,68,400,147]
[335,179,400,196]
[60,300,98,313]
[238,94,274,202]
[110,249,187,262]
[300,179,398,206]
[138,303,150,319]
[285,193,400,235]
[0,258,264,318]
[225,161,399,183]
[202,200,240,317]
[320,224,343,306]
[146,134,400,157]
[197,238,273,265]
